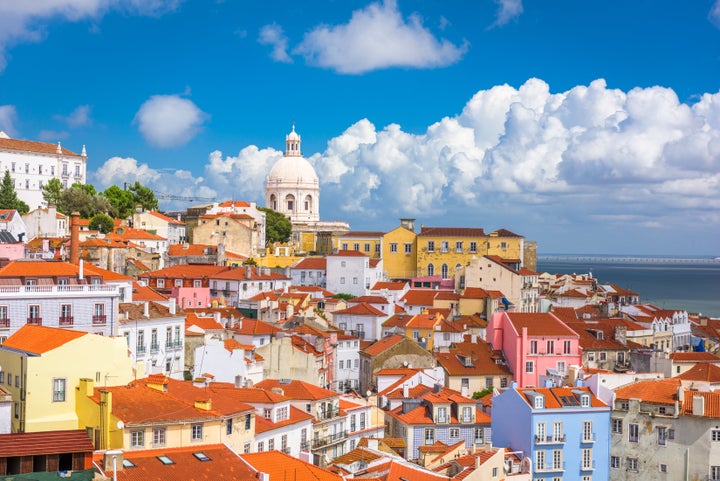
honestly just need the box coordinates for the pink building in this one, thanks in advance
[170,286,211,310]
[487,311,581,388]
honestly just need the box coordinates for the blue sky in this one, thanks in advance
[0,0,719,256]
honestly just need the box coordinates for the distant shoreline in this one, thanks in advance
[537,254,720,265]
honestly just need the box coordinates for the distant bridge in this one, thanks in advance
[537,255,720,265]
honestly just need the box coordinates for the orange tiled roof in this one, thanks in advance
[0,137,80,156]
[669,352,720,363]
[333,302,386,317]
[253,404,314,434]
[614,378,681,405]
[371,281,408,291]
[255,378,337,401]
[436,339,512,376]
[518,386,608,409]
[185,312,225,331]
[362,334,406,356]
[2,325,87,355]
[419,227,486,237]
[401,289,437,306]
[132,282,167,302]
[242,450,342,481]
[328,250,368,257]
[504,312,579,338]
[292,257,326,269]
[235,319,285,336]
[147,210,184,224]
[677,363,720,383]
[104,444,257,481]
[167,243,217,256]
[683,390,720,418]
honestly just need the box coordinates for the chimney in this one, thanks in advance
[103,450,124,473]
[143,302,150,318]
[693,395,705,416]
[367,438,379,450]
[234,375,243,388]
[79,258,84,280]
[475,454,481,469]
[245,265,251,278]
[79,378,95,397]
[70,211,80,265]
[169,297,176,315]
[403,384,409,398]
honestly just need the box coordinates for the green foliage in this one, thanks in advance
[0,170,29,214]
[333,293,355,301]
[258,207,292,245]
[41,178,64,207]
[244,258,258,266]
[58,185,110,218]
[127,181,159,211]
[89,213,115,234]
[103,185,135,219]
[472,387,494,399]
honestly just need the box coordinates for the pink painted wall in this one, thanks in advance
[171,286,211,309]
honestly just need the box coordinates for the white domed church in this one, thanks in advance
[265,126,349,253]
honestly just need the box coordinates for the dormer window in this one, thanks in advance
[534,395,544,409]
[580,394,590,407]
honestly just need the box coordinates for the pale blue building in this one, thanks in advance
[491,383,610,481]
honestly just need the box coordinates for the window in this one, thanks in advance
[427,241,435,252]
[153,427,166,446]
[455,241,463,253]
[469,241,477,253]
[441,241,449,253]
[226,418,233,435]
[474,427,484,443]
[157,279,165,288]
[582,448,592,469]
[534,396,544,409]
[552,421,563,441]
[191,423,203,441]
[390,243,398,253]
[268,439,274,451]
[340,277,345,284]
[619,401,629,410]
[580,394,590,407]
[712,466,720,481]
[530,340,538,354]
[427,263,434,276]
[610,456,620,469]
[437,407,448,423]
[536,422,546,441]
[339,360,344,369]
[404,243,412,254]
[281,434,288,452]
[536,450,545,471]
[245,414,251,430]
[353,277,358,284]
[449,428,459,438]
[28,304,40,323]
[659,463,667,473]
[243,441,251,453]
[563,340,572,354]
[658,426,667,446]
[131,430,144,448]
[485,377,493,388]
[557,361,566,374]
[712,429,720,442]
[552,449,562,469]
[627,457,638,472]
[500,377,508,388]
[546,340,554,354]
[441,264,449,278]
[582,421,593,442]
[52,378,66,402]
[264,408,272,419]
[629,423,639,442]
[353,243,360,251]
[526,361,534,373]
[611,418,623,434]
[257,441,264,452]
[151,329,158,350]
[364,243,370,253]
[341,243,348,250]
[461,405,472,423]
[424,428,435,444]
[599,352,607,361]
[375,244,381,254]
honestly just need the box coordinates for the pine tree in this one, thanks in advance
[0,170,29,214]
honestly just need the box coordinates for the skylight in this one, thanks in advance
[122,460,136,468]
[193,452,211,462]
[157,456,175,465]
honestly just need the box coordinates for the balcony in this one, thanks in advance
[136,345,147,355]
[580,461,596,471]
[165,340,183,350]
[317,408,340,421]
[311,431,346,449]
[0,284,119,298]
[536,462,565,473]
[27,317,42,326]
[59,316,74,326]
[535,434,566,444]
[92,315,107,325]
[0,318,9,328]
[300,441,310,451]
[150,343,160,353]
[581,433,596,443]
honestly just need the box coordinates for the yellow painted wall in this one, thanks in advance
[336,236,383,259]
[0,334,135,433]
[486,232,524,261]
[382,227,417,279]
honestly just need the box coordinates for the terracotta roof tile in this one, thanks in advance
[254,378,338,401]
[0,430,93,457]
[2,325,87,354]
[362,334,406,356]
[291,257,326,269]
[504,312,579,338]
[683,390,720,418]
[371,281,408,291]
[400,289,438,306]
[242,451,342,481]
[0,137,80,156]
[614,378,681,405]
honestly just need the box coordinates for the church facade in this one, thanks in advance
[265,126,348,253]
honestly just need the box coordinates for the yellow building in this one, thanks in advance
[416,227,526,280]
[0,325,135,433]
[381,219,418,279]
[76,375,255,452]
[336,231,385,259]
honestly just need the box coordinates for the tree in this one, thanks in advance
[41,178,64,207]
[333,293,355,301]
[89,213,115,234]
[259,207,292,245]
[128,181,159,211]
[0,170,29,214]
[103,185,135,219]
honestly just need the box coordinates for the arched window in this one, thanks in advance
[441,264,449,279]
[304,194,312,211]
[455,263,462,272]
[427,263,434,276]
[285,194,295,211]
[270,194,277,211]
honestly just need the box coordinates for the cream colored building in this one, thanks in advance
[265,126,348,254]
[456,256,539,312]
[0,325,135,433]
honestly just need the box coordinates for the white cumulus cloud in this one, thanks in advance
[710,0,720,28]
[258,23,292,63]
[0,105,18,136]
[0,0,180,73]
[491,0,523,27]
[294,0,467,74]
[54,104,92,128]
[134,95,208,148]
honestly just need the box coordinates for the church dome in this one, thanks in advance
[267,155,318,185]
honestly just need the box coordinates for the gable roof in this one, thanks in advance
[2,325,87,355]
[0,429,93,457]
[254,378,338,401]
[504,312,579,338]
[362,334,407,356]
[614,378,681,405]
[401,289,438,306]
[333,302,387,317]
[676,363,720,383]
[0,136,80,156]
[291,257,326,269]
[242,451,342,481]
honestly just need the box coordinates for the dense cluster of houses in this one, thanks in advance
[0,134,718,481]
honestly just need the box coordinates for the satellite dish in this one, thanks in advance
[117,421,125,429]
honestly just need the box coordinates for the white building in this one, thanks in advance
[22,205,67,239]
[0,209,27,243]
[0,132,87,210]
[334,333,361,392]
[0,260,122,342]
[131,210,186,245]
[118,301,186,380]
[326,250,374,297]
[193,338,264,387]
